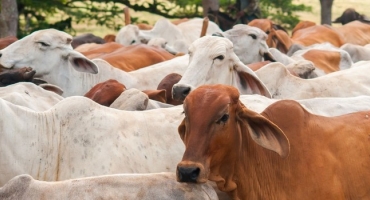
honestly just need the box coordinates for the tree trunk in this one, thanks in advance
[0,0,18,37]
[320,0,334,25]
[202,0,219,16]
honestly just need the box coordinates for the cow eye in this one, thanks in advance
[249,34,257,39]
[38,41,50,47]
[214,55,224,60]
[131,40,136,44]
[265,30,270,34]
[216,114,229,124]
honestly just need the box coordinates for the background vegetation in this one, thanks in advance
[1,0,370,37]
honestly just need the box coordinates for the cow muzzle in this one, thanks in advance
[176,161,208,183]
[177,166,200,183]
[172,84,192,101]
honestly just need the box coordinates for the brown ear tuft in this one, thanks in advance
[66,37,73,44]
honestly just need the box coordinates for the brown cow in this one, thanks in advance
[291,20,316,35]
[142,89,167,103]
[103,34,116,43]
[84,79,126,106]
[0,36,18,50]
[81,43,176,72]
[270,25,345,53]
[248,19,288,49]
[71,33,105,49]
[335,20,370,45]
[177,84,370,200]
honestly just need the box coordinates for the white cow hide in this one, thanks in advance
[341,43,370,63]
[255,61,370,99]
[0,82,63,111]
[0,173,218,200]
[2,94,370,186]
[116,18,222,53]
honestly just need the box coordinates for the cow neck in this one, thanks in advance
[0,99,61,184]
[232,100,315,199]
[210,101,309,199]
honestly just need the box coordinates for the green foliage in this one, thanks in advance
[15,0,311,37]
[17,0,124,37]
[259,0,312,29]
[169,0,311,29]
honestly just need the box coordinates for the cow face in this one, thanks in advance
[172,36,271,101]
[0,29,98,79]
[176,84,289,184]
[115,24,143,46]
[222,24,275,64]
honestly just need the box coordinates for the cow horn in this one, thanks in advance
[124,7,131,25]
[200,17,209,37]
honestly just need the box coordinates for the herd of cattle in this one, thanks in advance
[1,8,370,200]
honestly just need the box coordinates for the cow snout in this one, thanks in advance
[177,166,200,183]
[172,85,191,101]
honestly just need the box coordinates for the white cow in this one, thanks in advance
[116,18,222,53]
[172,35,272,101]
[0,29,189,97]
[0,82,63,111]
[214,24,275,64]
[0,173,218,200]
[0,96,184,186]
[2,94,370,186]
[270,43,352,77]
[341,43,370,63]
[290,43,353,71]
[240,94,370,116]
[255,61,370,99]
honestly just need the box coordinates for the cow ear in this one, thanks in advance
[32,78,48,85]
[237,102,290,158]
[178,118,186,141]
[39,83,64,96]
[233,59,271,98]
[142,89,167,103]
[271,30,292,54]
[68,51,99,74]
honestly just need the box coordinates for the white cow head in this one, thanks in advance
[213,24,275,64]
[115,24,144,46]
[0,29,98,88]
[172,36,271,101]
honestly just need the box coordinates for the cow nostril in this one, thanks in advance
[0,53,2,58]
[182,87,190,97]
[173,86,191,101]
[177,166,200,183]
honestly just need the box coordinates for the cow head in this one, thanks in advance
[176,84,289,185]
[333,8,369,25]
[115,24,144,46]
[172,36,271,102]
[0,29,98,79]
[220,24,276,64]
